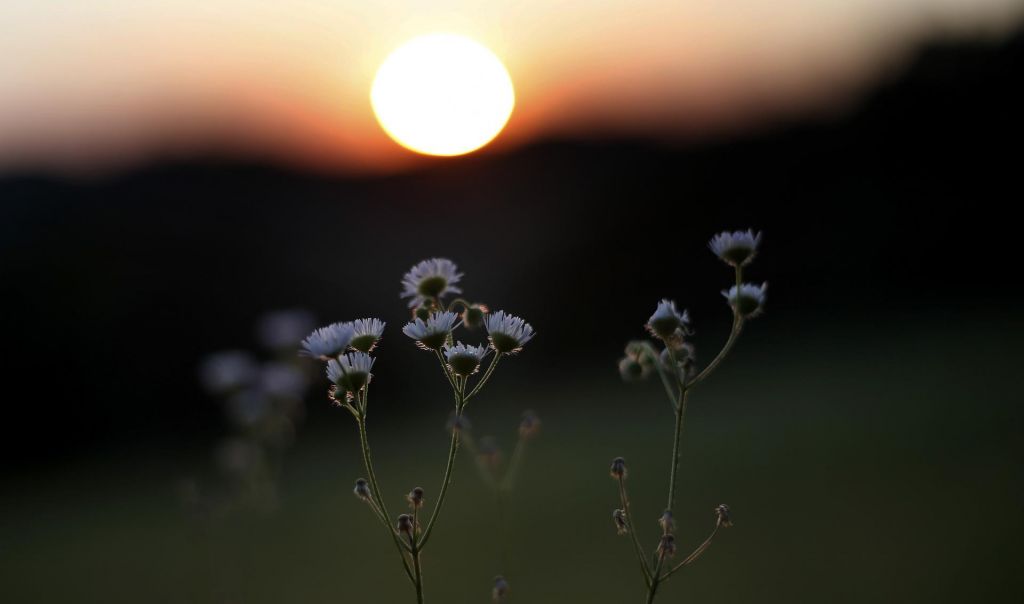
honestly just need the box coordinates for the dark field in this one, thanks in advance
[5,313,1020,603]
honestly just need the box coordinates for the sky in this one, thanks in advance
[1,0,1021,175]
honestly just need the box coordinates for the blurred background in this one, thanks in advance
[2,1,1023,602]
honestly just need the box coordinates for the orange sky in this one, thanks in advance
[1,1,1021,175]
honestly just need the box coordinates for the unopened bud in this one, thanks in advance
[657,534,677,558]
[414,304,433,322]
[715,503,733,527]
[407,487,425,509]
[518,410,541,439]
[397,513,414,535]
[613,509,628,535]
[610,456,627,479]
[659,510,675,534]
[353,478,372,501]
[492,575,510,603]
[462,303,489,330]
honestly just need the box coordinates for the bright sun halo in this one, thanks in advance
[371,33,515,157]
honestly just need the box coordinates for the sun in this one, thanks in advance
[370,33,515,157]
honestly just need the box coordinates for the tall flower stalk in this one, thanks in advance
[302,259,534,603]
[613,230,765,603]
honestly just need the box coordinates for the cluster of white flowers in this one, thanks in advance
[298,258,535,603]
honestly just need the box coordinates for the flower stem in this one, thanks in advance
[417,378,467,549]
[618,477,652,586]
[661,522,722,581]
[689,267,744,388]
[465,353,501,402]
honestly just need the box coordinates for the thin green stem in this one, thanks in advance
[665,388,690,512]
[434,350,458,392]
[646,553,667,604]
[417,378,466,549]
[618,477,652,586]
[662,523,722,581]
[645,342,679,411]
[465,353,501,402]
[410,507,425,604]
[689,267,745,388]
[356,414,415,583]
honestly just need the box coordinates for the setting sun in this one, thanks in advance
[370,33,515,157]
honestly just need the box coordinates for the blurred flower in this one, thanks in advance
[485,310,535,354]
[407,486,425,509]
[518,409,541,439]
[618,356,649,381]
[447,411,472,433]
[300,323,355,360]
[199,351,258,393]
[349,318,386,353]
[492,576,510,603]
[401,258,463,308]
[444,342,488,376]
[646,299,690,339]
[403,311,458,351]
[258,362,308,400]
[478,436,503,471]
[225,388,272,427]
[709,229,762,267]
[722,282,768,318]
[327,352,375,395]
[257,309,316,351]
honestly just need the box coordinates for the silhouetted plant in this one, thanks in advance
[302,259,533,604]
[612,230,765,603]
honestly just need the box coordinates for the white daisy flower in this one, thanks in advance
[443,342,489,377]
[327,352,375,394]
[400,258,463,308]
[300,322,355,360]
[349,318,386,353]
[402,311,459,350]
[722,282,768,318]
[709,229,762,267]
[485,310,535,354]
[646,299,690,339]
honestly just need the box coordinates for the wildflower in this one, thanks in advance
[199,351,257,393]
[610,457,627,479]
[485,310,535,354]
[657,534,677,558]
[461,303,489,329]
[715,504,733,528]
[492,576,510,603]
[407,487,425,509]
[659,510,675,534]
[709,229,762,267]
[613,509,629,535]
[401,258,463,308]
[403,311,458,351]
[349,318,386,353]
[257,309,316,350]
[722,282,768,318]
[327,352,375,396]
[397,514,414,536]
[646,300,691,339]
[444,342,488,377]
[518,410,541,439]
[353,478,372,501]
[301,322,355,360]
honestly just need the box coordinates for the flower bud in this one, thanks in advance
[610,456,627,479]
[715,503,733,528]
[414,303,433,322]
[462,303,489,330]
[353,478,372,501]
[722,282,767,319]
[618,356,648,381]
[407,487,425,509]
[397,513,414,536]
[659,510,675,534]
[613,509,628,535]
[657,534,677,558]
